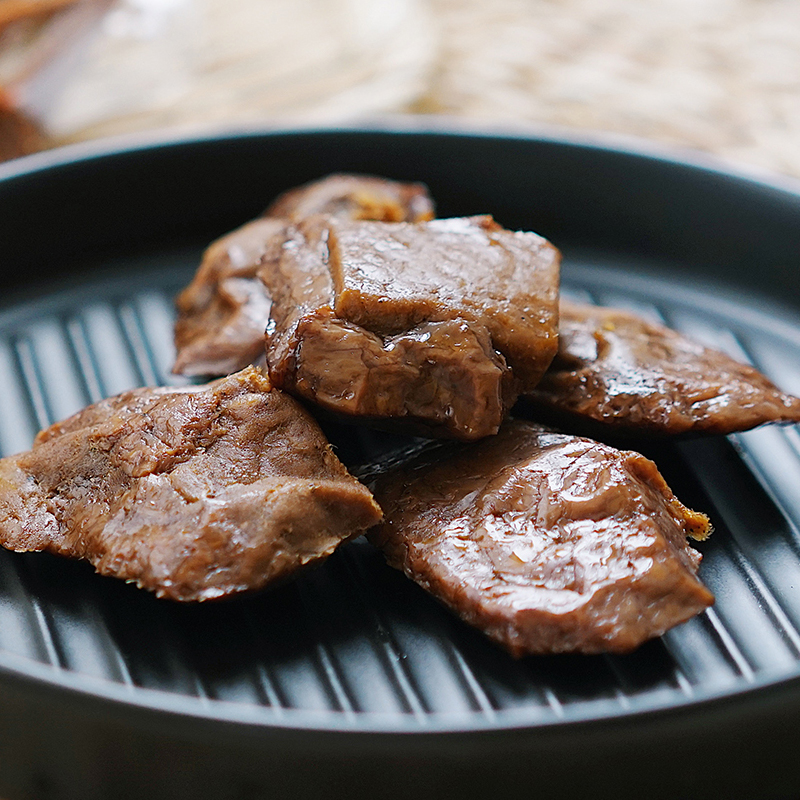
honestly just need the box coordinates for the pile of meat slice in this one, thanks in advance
[173,175,435,377]
[2,173,800,658]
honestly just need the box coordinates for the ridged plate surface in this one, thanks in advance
[2,127,800,799]
[1,245,800,729]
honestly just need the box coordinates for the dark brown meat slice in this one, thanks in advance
[262,215,560,440]
[0,367,382,601]
[173,174,435,377]
[366,419,713,656]
[522,300,800,437]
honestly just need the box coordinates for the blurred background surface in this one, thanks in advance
[1,0,799,177]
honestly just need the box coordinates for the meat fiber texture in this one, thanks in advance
[523,300,800,437]
[0,367,382,601]
[262,215,560,440]
[173,174,435,377]
[367,419,713,656]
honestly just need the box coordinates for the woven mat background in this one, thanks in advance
[418,0,800,178]
[4,0,800,178]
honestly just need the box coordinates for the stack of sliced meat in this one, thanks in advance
[173,175,434,377]
[2,173,799,657]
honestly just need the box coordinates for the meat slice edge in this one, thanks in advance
[366,419,713,656]
[0,366,382,601]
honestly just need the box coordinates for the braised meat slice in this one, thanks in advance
[523,301,800,437]
[0,367,382,601]
[262,215,560,440]
[366,419,713,656]
[173,174,435,377]
[263,173,434,223]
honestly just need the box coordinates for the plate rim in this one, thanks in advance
[3,114,800,200]
[2,120,800,738]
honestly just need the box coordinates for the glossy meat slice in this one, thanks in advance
[366,419,713,656]
[523,300,800,437]
[262,215,560,439]
[173,173,435,377]
[0,367,382,601]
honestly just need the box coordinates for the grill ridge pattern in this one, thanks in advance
[0,265,798,725]
[337,549,429,719]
